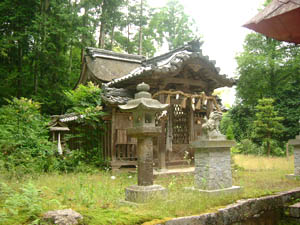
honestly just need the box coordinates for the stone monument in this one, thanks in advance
[119,82,168,203]
[287,133,300,179]
[188,111,241,194]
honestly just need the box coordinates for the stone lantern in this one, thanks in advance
[287,133,300,179]
[119,82,168,203]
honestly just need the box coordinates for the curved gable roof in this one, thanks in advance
[105,42,235,93]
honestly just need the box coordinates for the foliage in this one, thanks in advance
[64,82,103,117]
[228,103,256,142]
[252,98,285,156]
[233,32,300,147]
[0,182,61,225]
[0,98,55,173]
[62,82,106,171]
[0,0,97,115]
[233,139,264,155]
[0,0,202,115]
[148,0,200,50]
[220,112,234,140]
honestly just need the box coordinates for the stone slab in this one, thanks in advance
[125,184,167,203]
[289,135,300,147]
[185,186,242,196]
[190,139,236,150]
[286,174,300,180]
[288,202,300,218]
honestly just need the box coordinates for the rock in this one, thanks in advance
[42,209,83,225]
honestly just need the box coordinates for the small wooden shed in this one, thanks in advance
[75,40,235,170]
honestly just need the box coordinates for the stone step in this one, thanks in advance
[287,202,300,218]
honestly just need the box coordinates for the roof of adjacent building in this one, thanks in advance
[75,48,145,86]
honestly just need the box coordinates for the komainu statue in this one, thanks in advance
[201,111,225,140]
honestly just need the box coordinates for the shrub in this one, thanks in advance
[0,98,55,173]
[235,139,264,155]
[62,83,107,170]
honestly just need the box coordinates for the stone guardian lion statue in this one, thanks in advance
[201,111,225,140]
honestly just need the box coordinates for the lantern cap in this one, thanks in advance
[119,83,168,112]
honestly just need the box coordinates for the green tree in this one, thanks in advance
[228,103,256,142]
[234,32,300,143]
[149,0,200,50]
[0,0,98,115]
[252,98,285,156]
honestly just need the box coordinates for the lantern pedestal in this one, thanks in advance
[125,185,167,203]
[287,135,300,180]
[186,138,241,195]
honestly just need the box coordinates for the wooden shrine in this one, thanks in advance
[72,40,235,170]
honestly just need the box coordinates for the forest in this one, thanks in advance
[0,0,300,174]
[0,0,200,173]
[0,0,198,115]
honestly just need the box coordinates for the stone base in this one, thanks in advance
[185,186,242,196]
[125,184,167,203]
[286,174,300,180]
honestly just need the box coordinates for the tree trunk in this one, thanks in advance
[81,3,88,68]
[68,43,73,86]
[98,0,107,48]
[138,0,143,55]
[127,0,130,53]
[267,141,270,157]
[33,54,38,95]
[110,26,115,50]
[17,42,22,98]
[99,22,105,48]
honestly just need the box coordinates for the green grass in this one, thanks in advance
[0,155,299,225]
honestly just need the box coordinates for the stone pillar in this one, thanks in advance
[137,137,153,186]
[287,134,300,179]
[192,140,237,192]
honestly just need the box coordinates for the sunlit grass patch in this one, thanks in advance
[233,154,293,171]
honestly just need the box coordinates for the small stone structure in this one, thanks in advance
[288,202,300,218]
[42,209,83,225]
[287,134,300,179]
[188,111,241,194]
[119,82,168,203]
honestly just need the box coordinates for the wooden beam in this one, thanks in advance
[162,77,207,89]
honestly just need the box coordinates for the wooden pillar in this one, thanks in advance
[189,98,195,142]
[166,105,173,162]
[158,120,167,170]
[205,91,213,118]
[157,91,167,170]
[111,107,116,162]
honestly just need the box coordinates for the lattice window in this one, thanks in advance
[172,104,189,144]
